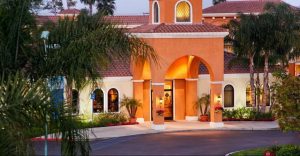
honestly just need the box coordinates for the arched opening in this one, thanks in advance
[93,89,104,113]
[153,1,159,24]
[224,85,234,107]
[176,1,191,23]
[72,89,79,114]
[108,88,119,112]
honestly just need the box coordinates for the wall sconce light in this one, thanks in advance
[217,95,222,103]
[159,97,163,105]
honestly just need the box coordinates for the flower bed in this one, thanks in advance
[230,145,300,156]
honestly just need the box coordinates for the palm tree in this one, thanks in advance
[96,0,116,15]
[258,3,300,112]
[42,12,158,106]
[213,0,226,5]
[80,0,97,15]
[227,14,259,109]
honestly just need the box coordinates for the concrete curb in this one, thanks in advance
[88,127,280,140]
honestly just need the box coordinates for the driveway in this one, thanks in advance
[34,130,300,155]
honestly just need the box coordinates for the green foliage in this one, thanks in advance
[272,75,300,131]
[213,0,226,5]
[120,96,142,118]
[93,113,128,127]
[195,94,210,115]
[223,107,273,120]
[0,74,91,155]
[232,145,300,156]
[276,145,300,156]
[97,0,116,15]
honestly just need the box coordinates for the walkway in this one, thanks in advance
[88,121,279,139]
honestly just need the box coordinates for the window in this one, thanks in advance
[108,88,119,112]
[246,84,254,107]
[93,89,104,113]
[224,85,234,107]
[153,2,159,23]
[72,89,79,114]
[176,1,191,22]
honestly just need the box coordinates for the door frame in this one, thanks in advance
[150,80,175,121]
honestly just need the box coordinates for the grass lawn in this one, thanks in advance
[231,148,267,156]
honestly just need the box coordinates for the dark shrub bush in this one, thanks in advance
[276,145,300,156]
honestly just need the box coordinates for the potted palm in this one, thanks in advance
[195,94,210,122]
[120,96,142,123]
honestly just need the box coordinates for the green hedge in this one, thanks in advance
[223,107,274,121]
[232,145,300,156]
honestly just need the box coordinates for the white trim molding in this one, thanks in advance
[132,32,229,39]
[185,78,198,81]
[210,81,224,84]
[152,82,165,86]
[102,76,133,82]
[210,122,224,128]
[151,123,165,130]
[136,118,145,123]
[132,80,144,83]
[185,116,198,121]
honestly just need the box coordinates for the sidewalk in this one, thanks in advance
[88,121,279,140]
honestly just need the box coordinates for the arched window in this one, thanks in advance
[153,2,159,23]
[176,1,191,22]
[72,89,79,114]
[93,89,104,113]
[108,88,119,112]
[224,85,234,107]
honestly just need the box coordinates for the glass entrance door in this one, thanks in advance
[164,81,173,120]
[151,80,174,121]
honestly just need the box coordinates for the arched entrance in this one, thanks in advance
[132,35,226,130]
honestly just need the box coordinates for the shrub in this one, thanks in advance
[94,113,128,127]
[276,145,300,156]
[223,107,274,121]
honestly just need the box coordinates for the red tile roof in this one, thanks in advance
[104,15,149,25]
[35,16,59,25]
[58,9,80,15]
[129,23,227,33]
[203,0,281,14]
[100,58,132,77]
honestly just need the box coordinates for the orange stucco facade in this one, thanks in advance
[149,0,203,24]
[132,37,225,125]
[131,0,226,128]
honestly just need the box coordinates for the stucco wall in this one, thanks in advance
[198,73,275,109]
[78,77,133,119]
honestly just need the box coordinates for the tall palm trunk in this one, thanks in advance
[249,54,256,109]
[89,3,93,15]
[262,52,270,113]
[65,79,73,106]
[256,71,260,112]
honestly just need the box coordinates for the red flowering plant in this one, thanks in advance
[214,105,224,113]
[156,109,164,116]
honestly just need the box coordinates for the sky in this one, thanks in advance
[46,0,300,15]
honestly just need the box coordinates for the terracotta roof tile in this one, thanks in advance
[35,16,59,25]
[129,22,227,33]
[58,9,80,15]
[203,0,281,14]
[104,15,149,25]
[99,58,132,77]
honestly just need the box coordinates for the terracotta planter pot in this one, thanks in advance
[130,117,137,123]
[199,115,209,122]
